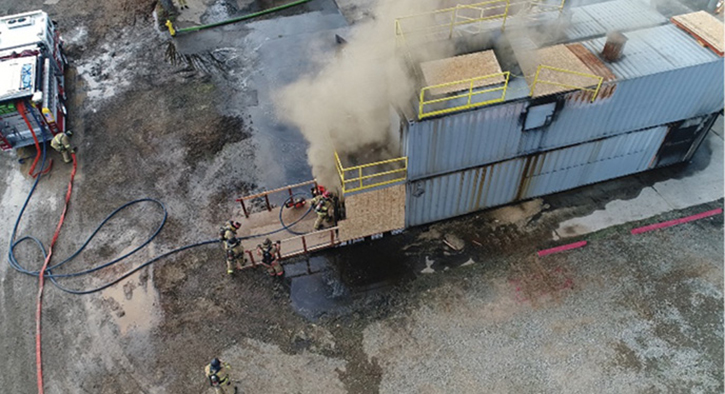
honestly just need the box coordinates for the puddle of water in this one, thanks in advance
[101,269,161,335]
[288,240,413,320]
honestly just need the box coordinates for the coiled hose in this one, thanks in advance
[6,107,314,394]
[8,163,313,294]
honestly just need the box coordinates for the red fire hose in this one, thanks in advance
[35,152,76,394]
[16,101,53,178]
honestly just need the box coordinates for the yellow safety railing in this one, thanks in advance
[335,152,408,194]
[529,65,604,102]
[527,0,566,13]
[419,71,511,118]
[395,0,511,42]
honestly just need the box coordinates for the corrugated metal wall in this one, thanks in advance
[405,125,668,226]
[406,23,724,181]
[406,59,723,180]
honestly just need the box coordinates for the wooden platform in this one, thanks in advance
[672,11,724,56]
[420,50,505,95]
[338,184,406,242]
[236,204,319,252]
[233,184,406,261]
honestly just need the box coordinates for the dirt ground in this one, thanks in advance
[0,0,722,394]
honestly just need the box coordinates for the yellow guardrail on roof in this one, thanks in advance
[395,0,511,42]
[529,65,604,102]
[335,152,408,194]
[527,0,567,13]
[419,71,511,118]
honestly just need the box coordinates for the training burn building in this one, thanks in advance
[394,1,724,226]
[236,0,724,258]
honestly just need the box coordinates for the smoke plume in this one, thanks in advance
[276,0,451,190]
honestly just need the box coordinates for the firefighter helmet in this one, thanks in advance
[210,358,221,372]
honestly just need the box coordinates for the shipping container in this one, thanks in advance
[404,23,724,180]
[383,1,725,227]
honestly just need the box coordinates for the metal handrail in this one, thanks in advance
[395,0,511,40]
[529,65,604,102]
[528,0,566,13]
[419,71,511,118]
[278,227,339,258]
[235,179,318,218]
[394,0,568,42]
[335,152,408,194]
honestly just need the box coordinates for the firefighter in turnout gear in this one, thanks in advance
[219,221,244,274]
[313,191,334,230]
[223,236,246,275]
[219,220,241,243]
[50,131,74,163]
[204,358,234,394]
[257,238,283,276]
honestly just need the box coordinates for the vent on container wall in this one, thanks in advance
[601,32,627,62]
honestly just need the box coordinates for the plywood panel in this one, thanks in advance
[672,11,724,56]
[522,44,604,97]
[420,50,505,95]
[338,184,406,241]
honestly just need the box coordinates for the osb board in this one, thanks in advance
[338,184,406,242]
[420,50,505,95]
[672,11,724,56]
[523,44,604,98]
[279,229,338,258]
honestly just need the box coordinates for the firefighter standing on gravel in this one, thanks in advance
[204,358,235,394]
[257,238,283,277]
[219,221,245,274]
[50,130,74,163]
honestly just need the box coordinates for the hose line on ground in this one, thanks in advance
[8,174,314,294]
[174,0,312,35]
[5,105,314,394]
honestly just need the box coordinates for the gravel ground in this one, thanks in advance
[363,202,723,394]
[0,0,722,393]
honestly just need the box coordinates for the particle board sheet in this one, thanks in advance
[420,50,505,95]
[522,44,605,98]
[338,184,406,242]
[278,229,338,258]
[671,11,724,56]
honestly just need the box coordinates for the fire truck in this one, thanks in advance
[0,10,67,151]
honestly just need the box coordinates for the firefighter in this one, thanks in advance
[50,131,73,163]
[223,236,246,275]
[220,221,246,274]
[219,220,241,242]
[257,238,283,276]
[313,191,334,230]
[204,358,234,394]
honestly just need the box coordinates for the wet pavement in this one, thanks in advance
[287,239,415,320]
